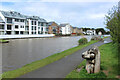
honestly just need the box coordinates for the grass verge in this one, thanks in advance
[104,36,110,39]
[0,39,9,43]
[66,42,119,78]
[1,40,98,79]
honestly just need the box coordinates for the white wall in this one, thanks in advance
[0,34,55,39]
[61,24,72,35]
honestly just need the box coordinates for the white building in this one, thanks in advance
[0,11,48,35]
[59,23,72,35]
[98,31,102,35]
[86,30,96,35]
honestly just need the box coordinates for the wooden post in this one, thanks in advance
[82,46,100,73]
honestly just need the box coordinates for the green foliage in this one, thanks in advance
[66,67,106,79]
[0,39,9,43]
[78,38,88,45]
[91,36,104,41]
[105,5,120,44]
[99,43,119,77]
[66,42,119,78]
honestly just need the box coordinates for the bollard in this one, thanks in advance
[82,46,100,73]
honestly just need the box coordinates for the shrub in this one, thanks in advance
[91,36,104,41]
[78,38,88,45]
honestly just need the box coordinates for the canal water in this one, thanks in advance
[1,36,92,72]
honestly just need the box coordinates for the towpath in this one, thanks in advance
[19,38,112,79]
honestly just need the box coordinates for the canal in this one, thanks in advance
[1,36,93,72]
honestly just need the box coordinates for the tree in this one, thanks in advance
[105,5,120,44]
[105,2,120,75]
[95,28,106,35]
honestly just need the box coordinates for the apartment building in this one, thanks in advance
[86,30,96,35]
[71,27,83,35]
[48,22,59,34]
[0,11,48,35]
[59,23,72,35]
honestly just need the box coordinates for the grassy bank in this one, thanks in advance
[66,42,119,78]
[1,40,98,79]
[0,39,9,43]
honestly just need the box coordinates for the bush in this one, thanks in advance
[78,38,88,45]
[91,36,104,41]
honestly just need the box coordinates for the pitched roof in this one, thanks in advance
[0,10,47,22]
[59,23,69,27]
[48,21,58,26]
[48,22,54,26]
[0,11,26,19]
[27,16,46,22]
[72,27,77,29]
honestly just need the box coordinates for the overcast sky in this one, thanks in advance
[0,0,118,29]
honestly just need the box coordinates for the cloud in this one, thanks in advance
[89,13,105,19]
[0,2,118,29]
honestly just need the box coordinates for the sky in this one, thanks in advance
[0,0,119,30]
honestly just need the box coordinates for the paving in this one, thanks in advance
[19,38,112,78]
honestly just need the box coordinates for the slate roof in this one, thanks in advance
[27,16,47,22]
[72,27,77,29]
[0,10,47,22]
[0,11,26,19]
[59,23,68,27]
[48,22,53,26]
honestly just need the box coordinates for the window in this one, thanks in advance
[35,26,36,30]
[7,18,12,23]
[46,28,48,31]
[0,25,4,29]
[32,26,34,30]
[32,21,33,25]
[34,21,36,25]
[38,31,41,34]
[20,31,24,34]
[7,25,12,30]
[15,25,19,29]
[41,27,43,31]
[20,19,24,22]
[15,19,19,22]
[20,26,24,28]
[25,26,29,30]
[15,31,19,34]
[38,27,40,30]
[31,26,36,30]
[38,22,40,26]
[6,31,11,35]
[41,23,43,26]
